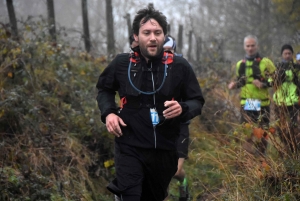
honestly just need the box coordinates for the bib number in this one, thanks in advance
[244,99,261,111]
[150,108,160,126]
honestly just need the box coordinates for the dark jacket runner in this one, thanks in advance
[96,50,205,150]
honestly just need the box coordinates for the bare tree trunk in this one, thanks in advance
[124,13,132,46]
[47,0,56,42]
[177,25,183,54]
[6,0,18,39]
[196,36,202,62]
[82,0,91,52]
[187,30,193,61]
[106,0,115,57]
[261,0,272,56]
[167,24,171,34]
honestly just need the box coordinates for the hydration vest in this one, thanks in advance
[121,51,174,109]
[238,55,264,86]
[274,61,300,96]
[274,61,299,87]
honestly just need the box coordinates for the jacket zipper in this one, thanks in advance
[153,126,157,149]
[150,61,157,149]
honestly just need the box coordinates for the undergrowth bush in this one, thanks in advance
[0,20,114,200]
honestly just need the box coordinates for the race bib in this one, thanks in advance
[150,108,160,126]
[244,99,261,111]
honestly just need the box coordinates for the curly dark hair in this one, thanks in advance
[132,5,168,36]
[129,33,135,45]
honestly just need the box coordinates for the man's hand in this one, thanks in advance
[105,113,127,137]
[163,100,182,119]
[228,81,236,89]
[252,79,264,88]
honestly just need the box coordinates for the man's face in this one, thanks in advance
[282,49,293,62]
[134,18,164,59]
[244,38,258,57]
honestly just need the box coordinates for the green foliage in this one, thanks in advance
[0,20,114,200]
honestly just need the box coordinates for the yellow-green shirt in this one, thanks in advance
[273,63,300,106]
[236,57,276,106]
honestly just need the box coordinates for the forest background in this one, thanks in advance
[0,0,300,200]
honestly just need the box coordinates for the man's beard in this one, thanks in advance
[140,45,163,60]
